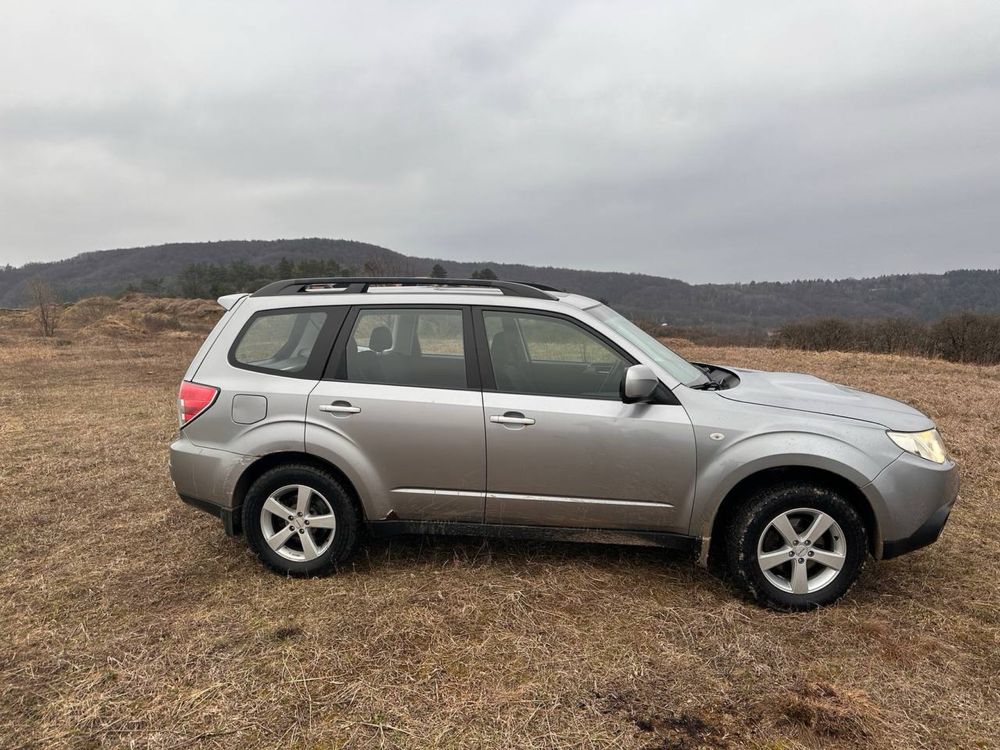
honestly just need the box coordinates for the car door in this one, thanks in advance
[305,305,486,523]
[476,308,696,533]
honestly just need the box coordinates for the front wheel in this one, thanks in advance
[243,464,360,576]
[726,482,867,610]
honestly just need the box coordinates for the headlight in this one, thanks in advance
[887,428,948,464]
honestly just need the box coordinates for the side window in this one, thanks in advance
[519,315,619,364]
[482,310,629,398]
[232,310,328,374]
[344,308,467,389]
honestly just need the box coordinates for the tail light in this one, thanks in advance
[178,381,219,426]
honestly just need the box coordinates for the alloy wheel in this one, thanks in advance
[756,507,847,594]
[259,484,337,562]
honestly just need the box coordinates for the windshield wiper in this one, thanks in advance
[690,379,723,390]
[690,364,723,390]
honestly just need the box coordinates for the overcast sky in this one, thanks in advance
[1,1,999,283]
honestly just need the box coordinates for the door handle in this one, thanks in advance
[319,401,361,415]
[490,412,535,426]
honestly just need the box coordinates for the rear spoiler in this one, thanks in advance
[217,293,248,310]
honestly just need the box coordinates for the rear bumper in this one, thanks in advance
[169,435,250,508]
[179,493,241,536]
[170,435,252,535]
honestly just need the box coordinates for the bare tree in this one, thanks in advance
[27,278,61,337]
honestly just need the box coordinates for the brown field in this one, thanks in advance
[1,300,998,749]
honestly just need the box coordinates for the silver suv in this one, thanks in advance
[170,277,959,609]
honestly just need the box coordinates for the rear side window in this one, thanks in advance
[342,308,468,389]
[232,310,329,375]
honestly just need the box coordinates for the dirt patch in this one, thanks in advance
[594,689,730,749]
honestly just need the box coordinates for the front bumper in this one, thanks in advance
[882,500,954,559]
[866,451,960,559]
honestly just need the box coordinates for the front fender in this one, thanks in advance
[673,390,904,552]
[687,427,899,550]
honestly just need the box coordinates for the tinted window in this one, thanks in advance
[344,308,467,389]
[483,311,629,398]
[233,310,327,374]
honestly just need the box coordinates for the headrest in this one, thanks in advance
[369,325,392,353]
[490,331,523,361]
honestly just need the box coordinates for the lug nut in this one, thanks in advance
[793,540,799,545]
[298,529,305,534]
[304,520,310,526]
[288,515,293,520]
[297,512,303,517]
[798,558,805,564]
[804,540,811,546]
[788,551,795,557]
[808,551,815,557]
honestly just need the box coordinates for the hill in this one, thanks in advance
[3,238,999,329]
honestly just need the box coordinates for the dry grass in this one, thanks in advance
[1,319,998,749]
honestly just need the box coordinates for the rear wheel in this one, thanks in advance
[243,464,360,576]
[726,482,867,610]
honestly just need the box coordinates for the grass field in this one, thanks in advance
[1,310,998,748]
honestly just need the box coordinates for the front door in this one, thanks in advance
[477,308,696,532]
[306,306,486,523]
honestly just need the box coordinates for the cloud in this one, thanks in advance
[1,0,999,281]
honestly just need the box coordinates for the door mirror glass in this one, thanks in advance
[621,364,658,403]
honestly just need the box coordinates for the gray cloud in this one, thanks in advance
[1,0,999,282]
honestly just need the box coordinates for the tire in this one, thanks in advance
[726,481,867,610]
[242,464,360,576]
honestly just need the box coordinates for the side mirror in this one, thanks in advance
[621,364,659,403]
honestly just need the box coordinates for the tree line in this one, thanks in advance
[775,314,1000,365]
[125,259,500,300]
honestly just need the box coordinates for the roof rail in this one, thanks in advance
[251,277,559,300]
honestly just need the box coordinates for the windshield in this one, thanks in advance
[590,305,708,387]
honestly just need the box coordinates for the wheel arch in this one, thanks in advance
[230,451,367,534]
[702,465,879,568]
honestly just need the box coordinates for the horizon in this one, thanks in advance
[2,236,1000,287]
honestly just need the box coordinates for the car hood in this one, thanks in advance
[717,368,934,431]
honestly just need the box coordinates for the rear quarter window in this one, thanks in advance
[230,308,343,377]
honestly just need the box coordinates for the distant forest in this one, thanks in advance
[152,257,499,300]
[2,238,1000,332]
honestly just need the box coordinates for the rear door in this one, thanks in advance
[305,305,487,523]
[475,308,696,533]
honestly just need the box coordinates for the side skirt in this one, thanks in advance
[367,520,700,553]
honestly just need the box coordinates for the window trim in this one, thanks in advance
[473,306,640,401]
[228,306,348,380]
[322,304,480,391]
